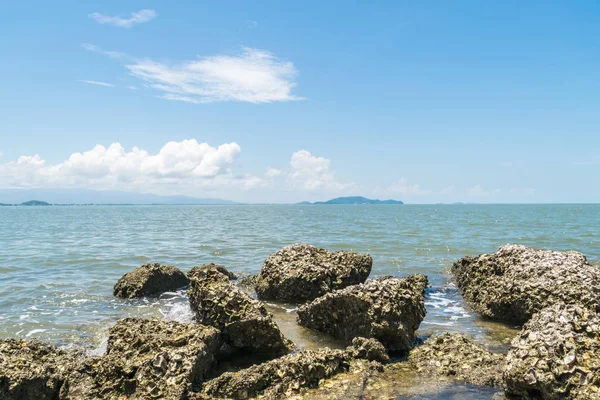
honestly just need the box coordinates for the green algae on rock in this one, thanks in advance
[188,269,293,356]
[61,318,221,400]
[452,244,600,324]
[0,339,81,400]
[297,274,428,352]
[113,263,189,299]
[196,337,388,400]
[408,333,505,388]
[504,303,600,399]
[255,243,372,303]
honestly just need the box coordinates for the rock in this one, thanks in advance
[504,303,600,399]
[237,274,258,293]
[197,338,387,400]
[346,336,390,364]
[452,244,599,324]
[188,269,293,356]
[113,263,189,299]
[188,263,238,280]
[61,318,221,400]
[297,274,428,352]
[255,243,372,303]
[408,333,505,388]
[0,339,80,400]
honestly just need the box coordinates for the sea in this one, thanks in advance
[1,204,598,398]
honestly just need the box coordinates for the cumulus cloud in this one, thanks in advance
[288,150,354,191]
[0,140,262,193]
[89,9,157,28]
[125,47,302,103]
[79,80,114,87]
[386,178,429,196]
[265,168,282,177]
[466,184,489,197]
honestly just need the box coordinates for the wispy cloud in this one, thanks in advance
[79,80,114,87]
[81,43,128,60]
[573,157,600,165]
[89,9,157,28]
[125,47,302,104]
[385,178,429,196]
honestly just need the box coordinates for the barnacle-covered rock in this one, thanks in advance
[188,263,238,280]
[297,275,428,352]
[255,243,372,303]
[113,263,189,298]
[0,339,80,400]
[408,333,505,388]
[452,244,599,323]
[196,338,387,399]
[61,318,221,400]
[188,269,293,356]
[504,303,600,399]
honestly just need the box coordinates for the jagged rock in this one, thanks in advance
[0,339,80,400]
[188,269,293,356]
[61,318,221,400]
[237,274,258,293]
[452,244,599,324]
[504,304,600,399]
[297,275,428,352]
[408,333,505,388]
[196,338,387,400]
[113,263,189,298]
[255,243,372,303]
[188,263,238,280]
[346,336,390,364]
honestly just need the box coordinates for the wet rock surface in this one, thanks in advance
[504,303,600,399]
[0,339,81,400]
[188,269,293,356]
[188,263,238,280]
[255,243,372,303]
[408,333,506,388]
[452,244,599,324]
[61,318,221,400]
[113,263,189,299]
[297,274,428,352]
[196,337,387,400]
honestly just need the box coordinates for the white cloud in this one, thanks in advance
[386,178,429,196]
[288,150,354,191]
[79,80,114,87]
[440,185,455,195]
[89,9,157,28]
[81,44,128,60]
[0,140,263,193]
[125,47,302,103]
[127,86,138,90]
[265,168,282,177]
[466,184,488,197]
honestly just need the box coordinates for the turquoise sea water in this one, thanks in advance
[1,204,599,396]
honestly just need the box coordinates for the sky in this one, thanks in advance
[0,1,599,203]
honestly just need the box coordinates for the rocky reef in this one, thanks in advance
[297,274,427,352]
[452,244,600,324]
[188,263,238,280]
[113,263,189,299]
[255,243,372,302]
[188,268,293,356]
[61,318,221,399]
[504,303,600,399]
[408,333,505,388]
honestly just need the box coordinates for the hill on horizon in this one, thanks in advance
[300,196,403,205]
[0,189,238,205]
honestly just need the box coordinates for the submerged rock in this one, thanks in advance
[61,318,221,400]
[452,244,599,324]
[408,333,505,388]
[197,337,387,400]
[113,263,189,299]
[188,269,293,356]
[0,339,80,400]
[188,263,238,280]
[255,243,372,303]
[504,303,600,399]
[297,275,427,352]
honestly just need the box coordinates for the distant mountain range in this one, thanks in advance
[0,189,238,205]
[299,196,403,205]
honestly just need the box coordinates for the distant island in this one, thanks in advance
[299,196,403,205]
[1,200,51,206]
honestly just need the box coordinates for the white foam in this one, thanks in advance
[421,321,455,326]
[164,303,195,323]
[25,329,47,337]
[87,337,108,357]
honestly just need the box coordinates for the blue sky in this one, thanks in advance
[0,1,599,203]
